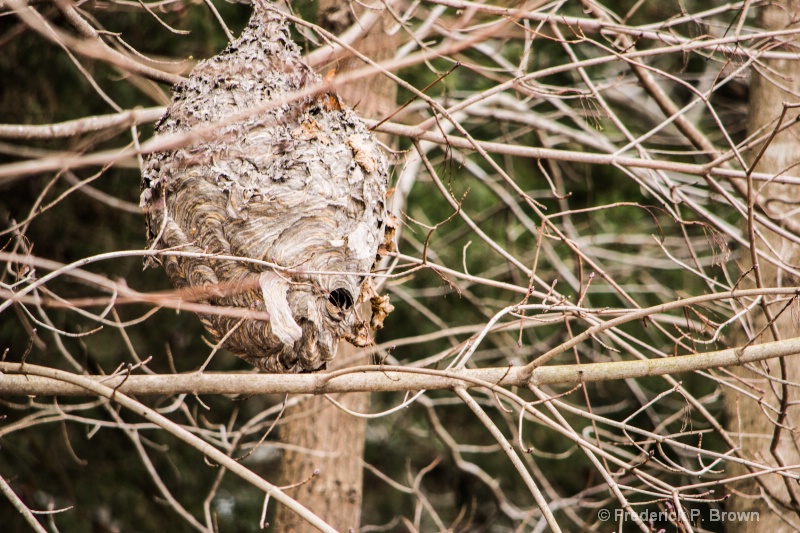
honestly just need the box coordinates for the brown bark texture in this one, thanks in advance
[724,1,800,530]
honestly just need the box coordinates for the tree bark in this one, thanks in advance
[724,1,800,529]
[273,3,398,531]
[272,354,369,532]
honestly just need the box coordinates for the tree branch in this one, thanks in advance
[3,336,800,396]
[0,362,336,532]
[0,107,164,140]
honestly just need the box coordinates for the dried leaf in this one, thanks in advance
[347,134,378,173]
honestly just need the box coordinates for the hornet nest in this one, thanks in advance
[140,3,395,373]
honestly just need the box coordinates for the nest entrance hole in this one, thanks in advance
[328,288,353,310]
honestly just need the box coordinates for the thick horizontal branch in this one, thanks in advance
[0,349,334,531]
[369,120,800,185]
[2,114,796,185]
[3,337,799,397]
[0,107,165,140]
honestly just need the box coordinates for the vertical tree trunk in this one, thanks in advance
[272,357,369,532]
[724,1,800,529]
[273,4,397,531]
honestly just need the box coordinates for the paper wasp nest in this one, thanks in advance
[140,4,394,373]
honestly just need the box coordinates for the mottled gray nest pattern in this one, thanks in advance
[140,6,394,373]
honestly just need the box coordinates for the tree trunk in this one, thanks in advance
[272,354,369,532]
[724,1,800,529]
[273,4,397,531]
